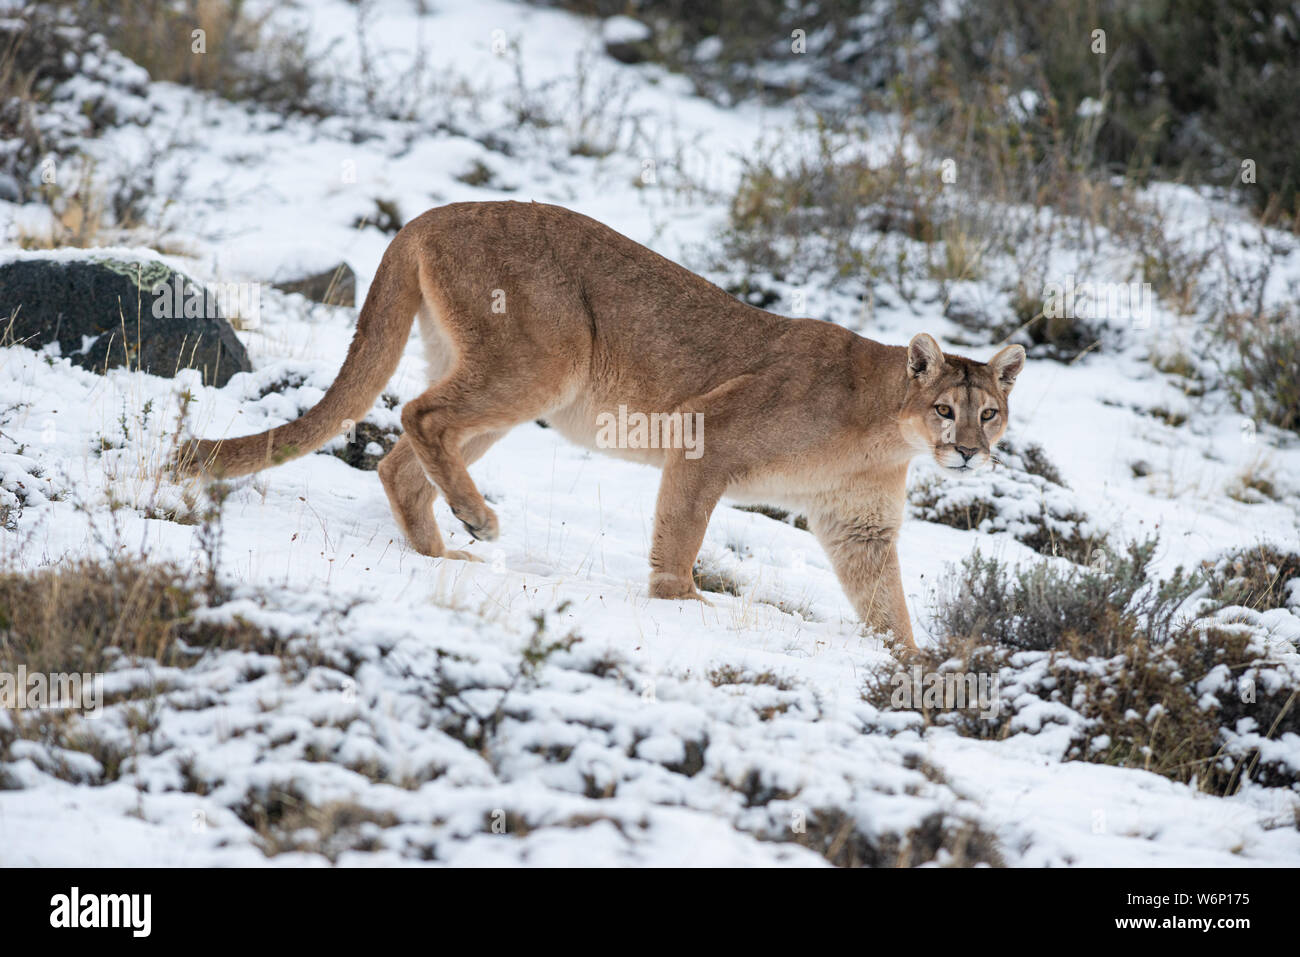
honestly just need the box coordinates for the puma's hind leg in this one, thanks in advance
[377,429,506,559]
[378,435,470,559]
[400,367,569,543]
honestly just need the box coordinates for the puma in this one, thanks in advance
[182,201,1025,652]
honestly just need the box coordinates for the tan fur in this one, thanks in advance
[181,201,1026,652]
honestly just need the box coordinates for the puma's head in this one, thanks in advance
[898,333,1026,473]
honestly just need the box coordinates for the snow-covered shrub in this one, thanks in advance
[864,539,1300,793]
[68,0,319,113]
[879,1,1300,219]
[536,0,889,103]
[908,438,1104,563]
[719,119,949,290]
[1204,545,1300,614]
[759,806,1003,868]
[0,554,291,787]
[0,3,151,207]
[926,537,1198,655]
[545,0,1298,218]
[232,785,398,862]
[707,665,795,691]
[946,273,1113,363]
[716,109,1135,365]
[1224,305,1300,435]
[0,451,56,530]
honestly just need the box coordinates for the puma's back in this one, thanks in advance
[414,201,797,400]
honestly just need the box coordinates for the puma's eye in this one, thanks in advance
[981,408,997,422]
[935,404,953,419]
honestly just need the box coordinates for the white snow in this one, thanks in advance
[602,16,651,46]
[0,0,1298,867]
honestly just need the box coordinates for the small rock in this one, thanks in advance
[272,262,357,307]
[602,16,652,65]
[330,421,398,471]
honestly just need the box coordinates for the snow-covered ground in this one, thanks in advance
[1,0,1298,866]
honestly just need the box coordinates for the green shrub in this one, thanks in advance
[927,538,1197,654]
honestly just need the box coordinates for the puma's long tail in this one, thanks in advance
[181,230,423,478]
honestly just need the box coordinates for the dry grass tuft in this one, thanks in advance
[0,557,286,678]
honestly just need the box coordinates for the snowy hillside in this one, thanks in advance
[1,0,1298,867]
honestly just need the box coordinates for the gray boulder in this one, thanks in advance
[0,258,252,387]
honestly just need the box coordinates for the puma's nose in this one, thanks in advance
[956,445,977,460]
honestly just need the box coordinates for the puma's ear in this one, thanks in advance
[989,344,1026,392]
[907,333,945,383]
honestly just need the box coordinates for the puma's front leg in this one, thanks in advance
[648,456,725,602]
[811,513,918,653]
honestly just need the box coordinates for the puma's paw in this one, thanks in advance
[451,503,499,542]
[649,573,712,605]
[442,549,484,563]
[878,628,921,661]
[890,638,921,661]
